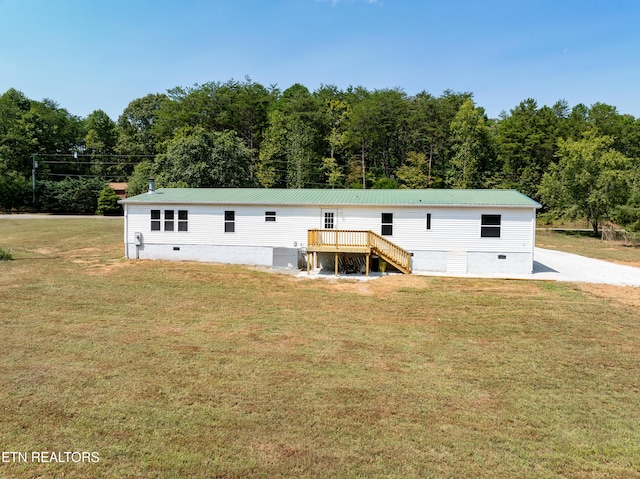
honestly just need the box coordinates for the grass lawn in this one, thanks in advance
[1,218,640,478]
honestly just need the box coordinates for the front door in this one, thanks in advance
[321,209,338,229]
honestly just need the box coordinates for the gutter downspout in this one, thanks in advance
[531,208,536,273]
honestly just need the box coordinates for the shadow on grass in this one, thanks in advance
[558,230,598,238]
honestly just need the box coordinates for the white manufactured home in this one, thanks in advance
[119,187,541,275]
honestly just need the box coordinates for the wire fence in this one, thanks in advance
[602,225,640,245]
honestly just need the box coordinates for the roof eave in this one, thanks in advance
[119,199,541,208]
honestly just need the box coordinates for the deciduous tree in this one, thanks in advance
[116,93,169,156]
[447,99,490,189]
[257,84,322,188]
[155,127,253,188]
[540,131,633,235]
[495,99,560,199]
[396,151,429,189]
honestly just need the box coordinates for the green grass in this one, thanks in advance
[1,218,640,478]
[0,246,12,260]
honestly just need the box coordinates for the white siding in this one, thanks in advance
[124,203,537,273]
[126,205,316,249]
[447,251,468,274]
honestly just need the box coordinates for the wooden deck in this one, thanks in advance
[306,229,412,275]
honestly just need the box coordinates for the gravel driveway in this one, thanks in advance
[412,247,640,286]
[533,247,640,287]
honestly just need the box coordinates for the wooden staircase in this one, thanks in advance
[307,229,412,275]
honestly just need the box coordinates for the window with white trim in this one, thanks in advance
[178,210,188,231]
[426,213,432,230]
[164,210,174,231]
[381,213,393,236]
[151,210,161,231]
[481,214,501,237]
[225,211,235,232]
[151,209,188,232]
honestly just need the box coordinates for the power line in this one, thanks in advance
[41,160,141,165]
[47,173,121,178]
[33,153,157,158]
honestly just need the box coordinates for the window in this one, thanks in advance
[164,210,174,231]
[426,213,432,230]
[225,211,235,233]
[481,214,501,238]
[151,209,187,232]
[151,210,161,231]
[265,211,276,222]
[381,213,393,236]
[324,212,335,229]
[178,210,188,231]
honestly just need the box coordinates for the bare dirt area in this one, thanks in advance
[297,272,545,298]
[85,261,132,275]
[305,273,426,296]
[578,283,640,310]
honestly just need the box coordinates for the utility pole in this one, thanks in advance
[32,154,38,207]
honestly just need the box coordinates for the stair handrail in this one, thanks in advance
[368,231,412,273]
[307,229,411,273]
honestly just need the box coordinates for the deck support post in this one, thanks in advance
[335,252,338,276]
[366,253,370,277]
[307,252,310,274]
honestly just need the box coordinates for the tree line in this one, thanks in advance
[1,79,639,234]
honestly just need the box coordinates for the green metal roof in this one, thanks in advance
[120,188,541,208]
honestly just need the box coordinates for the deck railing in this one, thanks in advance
[308,229,369,249]
[307,229,411,274]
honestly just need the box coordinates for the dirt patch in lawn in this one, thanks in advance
[309,274,427,296]
[33,247,55,255]
[86,261,132,275]
[309,274,544,298]
[578,283,640,310]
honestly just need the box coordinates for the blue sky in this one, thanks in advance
[1,0,639,120]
